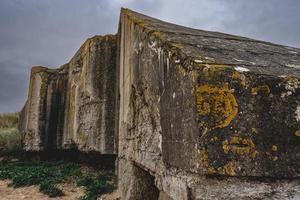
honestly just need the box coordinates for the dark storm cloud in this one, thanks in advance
[0,0,300,112]
[0,0,119,113]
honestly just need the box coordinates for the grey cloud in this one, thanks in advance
[0,0,299,112]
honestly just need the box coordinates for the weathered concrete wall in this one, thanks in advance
[20,66,67,151]
[62,35,117,153]
[117,9,300,200]
[20,35,117,154]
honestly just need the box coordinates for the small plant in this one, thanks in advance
[39,180,64,197]
[78,172,115,200]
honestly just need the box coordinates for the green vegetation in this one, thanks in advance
[39,180,64,197]
[0,113,21,155]
[0,113,19,129]
[0,128,21,154]
[0,161,115,199]
[77,172,115,200]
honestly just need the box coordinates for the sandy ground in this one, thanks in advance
[0,180,85,200]
[98,191,119,200]
[0,180,119,200]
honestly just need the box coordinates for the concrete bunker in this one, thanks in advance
[19,8,300,200]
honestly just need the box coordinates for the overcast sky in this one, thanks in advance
[0,0,300,113]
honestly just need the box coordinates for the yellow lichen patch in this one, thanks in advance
[232,71,247,87]
[198,147,243,176]
[223,136,256,158]
[198,148,238,176]
[272,145,278,151]
[272,156,278,161]
[68,85,76,132]
[266,151,279,161]
[222,161,237,176]
[209,161,238,176]
[31,66,48,74]
[199,149,209,167]
[230,135,240,144]
[295,130,300,137]
[222,140,230,154]
[151,31,167,40]
[170,42,184,50]
[233,146,251,157]
[251,150,258,158]
[207,167,217,174]
[232,137,252,156]
[196,84,238,129]
[196,64,229,79]
[251,127,258,134]
[241,138,255,147]
[251,85,271,96]
[201,102,211,115]
[123,8,152,28]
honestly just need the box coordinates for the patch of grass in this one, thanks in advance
[0,113,21,155]
[0,161,115,199]
[0,128,21,155]
[0,113,19,129]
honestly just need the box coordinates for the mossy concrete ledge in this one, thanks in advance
[19,8,300,200]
